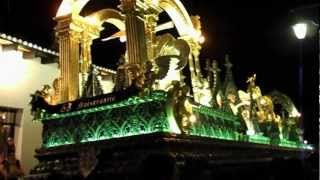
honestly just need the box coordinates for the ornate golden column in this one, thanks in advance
[80,32,93,74]
[79,33,91,97]
[145,14,158,61]
[189,15,203,80]
[55,15,81,102]
[54,11,101,102]
[79,25,100,73]
[193,43,202,77]
[144,0,162,61]
[120,0,148,65]
[182,38,201,81]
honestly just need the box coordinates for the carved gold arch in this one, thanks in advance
[158,0,198,39]
[56,0,90,17]
[86,9,125,31]
[56,0,198,38]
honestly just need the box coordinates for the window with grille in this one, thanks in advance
[0,106,22,139]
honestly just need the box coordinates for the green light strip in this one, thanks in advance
[189,130,239,141]
[278,139,298,148]
[193,105,241,124]
[43,91,171,148]
[248,134,270,145]
[278,139,313,149]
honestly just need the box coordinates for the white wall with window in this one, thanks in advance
[0,42,59,173]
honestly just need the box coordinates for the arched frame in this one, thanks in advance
[56,0,199,40]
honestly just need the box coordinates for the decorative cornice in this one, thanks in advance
[55,15,101,40]
[93,64,117,75]
[0,33,58,56]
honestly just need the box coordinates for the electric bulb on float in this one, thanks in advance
[198,35,205,44]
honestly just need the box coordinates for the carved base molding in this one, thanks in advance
[26,133,313,180]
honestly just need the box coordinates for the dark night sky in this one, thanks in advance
[0,0,318,144]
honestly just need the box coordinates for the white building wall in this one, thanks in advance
[0,48,59,174]
[100,75,115,94]
[79,73,115,95]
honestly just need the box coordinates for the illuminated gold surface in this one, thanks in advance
[55,0,203,102]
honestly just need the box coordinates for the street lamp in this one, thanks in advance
[291,19,320,138]
[292,23,307,39]
[291,22,306,132]
[290,3,319,147]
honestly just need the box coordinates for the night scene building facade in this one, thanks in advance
[0,0,317,179]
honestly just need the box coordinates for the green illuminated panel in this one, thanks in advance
[193,105,241,123]
[42,91,171,147]
[190,105,243,141]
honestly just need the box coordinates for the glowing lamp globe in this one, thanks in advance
[292,23,307,39]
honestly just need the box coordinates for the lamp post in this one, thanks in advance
[292,22,307,133]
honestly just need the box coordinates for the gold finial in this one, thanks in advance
[247,73,256,86]
[190,15,201,32]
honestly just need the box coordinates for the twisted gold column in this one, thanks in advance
[121,0,148,65]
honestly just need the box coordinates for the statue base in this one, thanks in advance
[26,132,314,180]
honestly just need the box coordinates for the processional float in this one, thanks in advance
[27,0,313,179]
